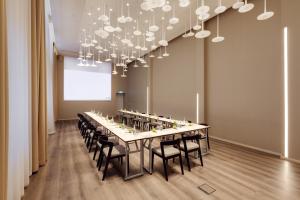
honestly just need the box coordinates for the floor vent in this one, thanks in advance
[198,184,216,195]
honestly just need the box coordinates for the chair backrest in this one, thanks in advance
[182,134,200,142]
[160,139,181,157]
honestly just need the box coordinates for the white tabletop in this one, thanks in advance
[118,110,187,125]
[85,112,209,143]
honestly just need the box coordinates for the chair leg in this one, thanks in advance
[127,155,130,174]
[151,153,154,171]
[198,149,203,166]
[93,146,98,160]
[179,154,184,175]
[163,159,168,181]
[102,157,110,181]
[89,137,94,152]
[98,152,104,171]
[207,131,210,149]
[185,152,191,171]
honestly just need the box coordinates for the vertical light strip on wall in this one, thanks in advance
[147,86,149,114]
[284,26,289,158]
[196,93,199,124]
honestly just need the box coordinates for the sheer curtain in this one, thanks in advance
[6,0,31,199]
[0,0,8,200]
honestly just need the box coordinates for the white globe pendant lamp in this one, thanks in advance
[162,1,172,12]
[239,0,254,13]
[215,0,227,14]
[212,15,224,43]
[195,0,209,15]
[163,46,169,57]
[257,0,274,21]
[195,21,211,39]
[126,3,133,22]
[112,64,118,74]
[186,6,194,37]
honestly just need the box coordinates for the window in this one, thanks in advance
[64,56,112,101]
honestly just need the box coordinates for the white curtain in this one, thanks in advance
[45,0,55,135]
[6,0,31,199]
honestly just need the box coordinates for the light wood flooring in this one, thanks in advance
[23,120,300,200]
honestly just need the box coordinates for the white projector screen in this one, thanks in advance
[64,57,112,101]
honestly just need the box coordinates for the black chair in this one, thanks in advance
[151,139,184,181]
[178,134,203,171]
[199,123,210,149]
[97,138,126,181]
[87,130,103,152]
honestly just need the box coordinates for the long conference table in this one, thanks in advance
[85,111,210,180]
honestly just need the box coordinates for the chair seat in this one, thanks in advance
[152,146,180,157]
[103,145,125,158]
[179,141,199,151]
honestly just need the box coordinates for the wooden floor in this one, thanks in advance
[23,120,300,200]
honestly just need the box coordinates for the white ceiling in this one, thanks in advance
[50,0,236,55]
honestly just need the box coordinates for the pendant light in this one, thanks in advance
[157,47,163,59]
[158,17,168,46]
[215,0,226,14]
[212,15,224,43]
[118,0,127,23]
[126,2,133,22]
[162,1,172,12]
[104,9,115,33]
[195,0,210,15]
[143,55,150,67]
[133,59,139,67]
[141,34,148,51]
[99,3,109,22]
[112,64,118,74]
[133,19,142,36]
[169,2,179,25]
[193,0,201,31]
[163,46,169,57]
[121,67,127,77]
[239,0,254,13]
[257,0,274,21]
[186,6,194,37]
[167,24,173,30]
[232,0,244,9]
[135,36,141,49]
[149,52,155,58]
[149,11,159,32]
[91,49,97,66]
[182,10,188,38]
[195,21,211,39]
[96,51,102,63]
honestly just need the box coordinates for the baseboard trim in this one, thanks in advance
[284,157,300,164]
[210,136,281,157]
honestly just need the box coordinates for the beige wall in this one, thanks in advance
[56,55,127,119]
[126,65,149,113]
[205,0,283,154]
[126,36,205,123]
[282,0,300,161]
[152,37,205,122]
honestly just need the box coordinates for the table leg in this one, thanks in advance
[140,139,144,173]
[125,142,129,178]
